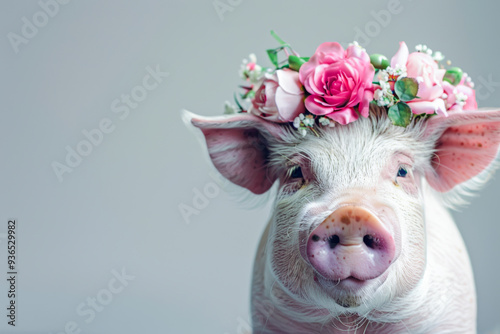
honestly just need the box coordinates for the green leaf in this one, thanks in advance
[394,77,419,102]
[388,102,412,127]
[288,55,307,71]
[233,93,244,112]
[370,54,389,70]
[266,48,279,68]
[443,67,463,86]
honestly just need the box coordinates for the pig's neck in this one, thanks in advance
[251,184,476,334]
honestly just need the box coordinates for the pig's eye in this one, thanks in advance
[289,166,303,179]
[397,166,408,178]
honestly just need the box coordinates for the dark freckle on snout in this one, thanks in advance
[341,216,350,225]
[355,216,361,222]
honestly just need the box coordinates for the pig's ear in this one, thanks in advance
[424,108,500,193]
[184,111,285,195]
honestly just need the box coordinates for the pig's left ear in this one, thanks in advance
[185,111,285,195]
[424,108,500,193]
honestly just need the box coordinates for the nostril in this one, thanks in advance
[312,234,320,242]
[328,235,340,249]
[363,235,379,249]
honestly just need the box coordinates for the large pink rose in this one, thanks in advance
[299,43,375,125]
[391,42,447,115]
[249,69,305,122]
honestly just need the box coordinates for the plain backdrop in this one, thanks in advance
[0,1,499,333]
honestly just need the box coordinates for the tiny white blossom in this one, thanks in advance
[455,92,468,107]
[441,93,448,99]
[377,71,389,82]
[239,54,264,84]
[415,44,433,55]
[386,64,407,78]
[293,117,301,128]
[432,51,445,62]
[375,86,395,107]
[463,73,475,88]
[379,80,390,91]
[303,115,315,127]
[319,117,330,126]
[224,101,237,114]
[415,44,427,52]
[298,128,307,137]
[299,113,305,120]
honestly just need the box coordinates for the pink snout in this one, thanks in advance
[307,206,395,281]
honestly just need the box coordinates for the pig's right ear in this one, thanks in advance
[184,111,285,195]
[423,108,500,194]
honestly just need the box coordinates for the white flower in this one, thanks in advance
[298,128,307,137]
[303,115,315,127]
[432,51,445,62]
[415,44,433,55]
[455,92,468,107]
[463,73,475,88]
[293,117,301,128]
[224,101,237,114]
[386,64,407,78]
[374,86,395,107]
[239,53,264,84]
[319,117,331,126]
[379,80,390,91]
[377,70,389,82]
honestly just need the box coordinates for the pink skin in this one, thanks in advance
[190,114,282,194]
[424,109,500,192]
[305,206,396,283]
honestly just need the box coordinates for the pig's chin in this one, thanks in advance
[314,273,389,309]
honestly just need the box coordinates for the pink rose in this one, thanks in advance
[249,69,305,122]
[442,81,477,111]
[406,52,446,101]
[391,42,447,115]
[299,43,375,125]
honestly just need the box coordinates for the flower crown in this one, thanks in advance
[225,31,476,136]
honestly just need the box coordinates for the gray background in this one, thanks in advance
[0,0,499,333]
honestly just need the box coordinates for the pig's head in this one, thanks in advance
[188,105,500,318]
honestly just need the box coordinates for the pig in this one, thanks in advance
[186,103,500,333]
